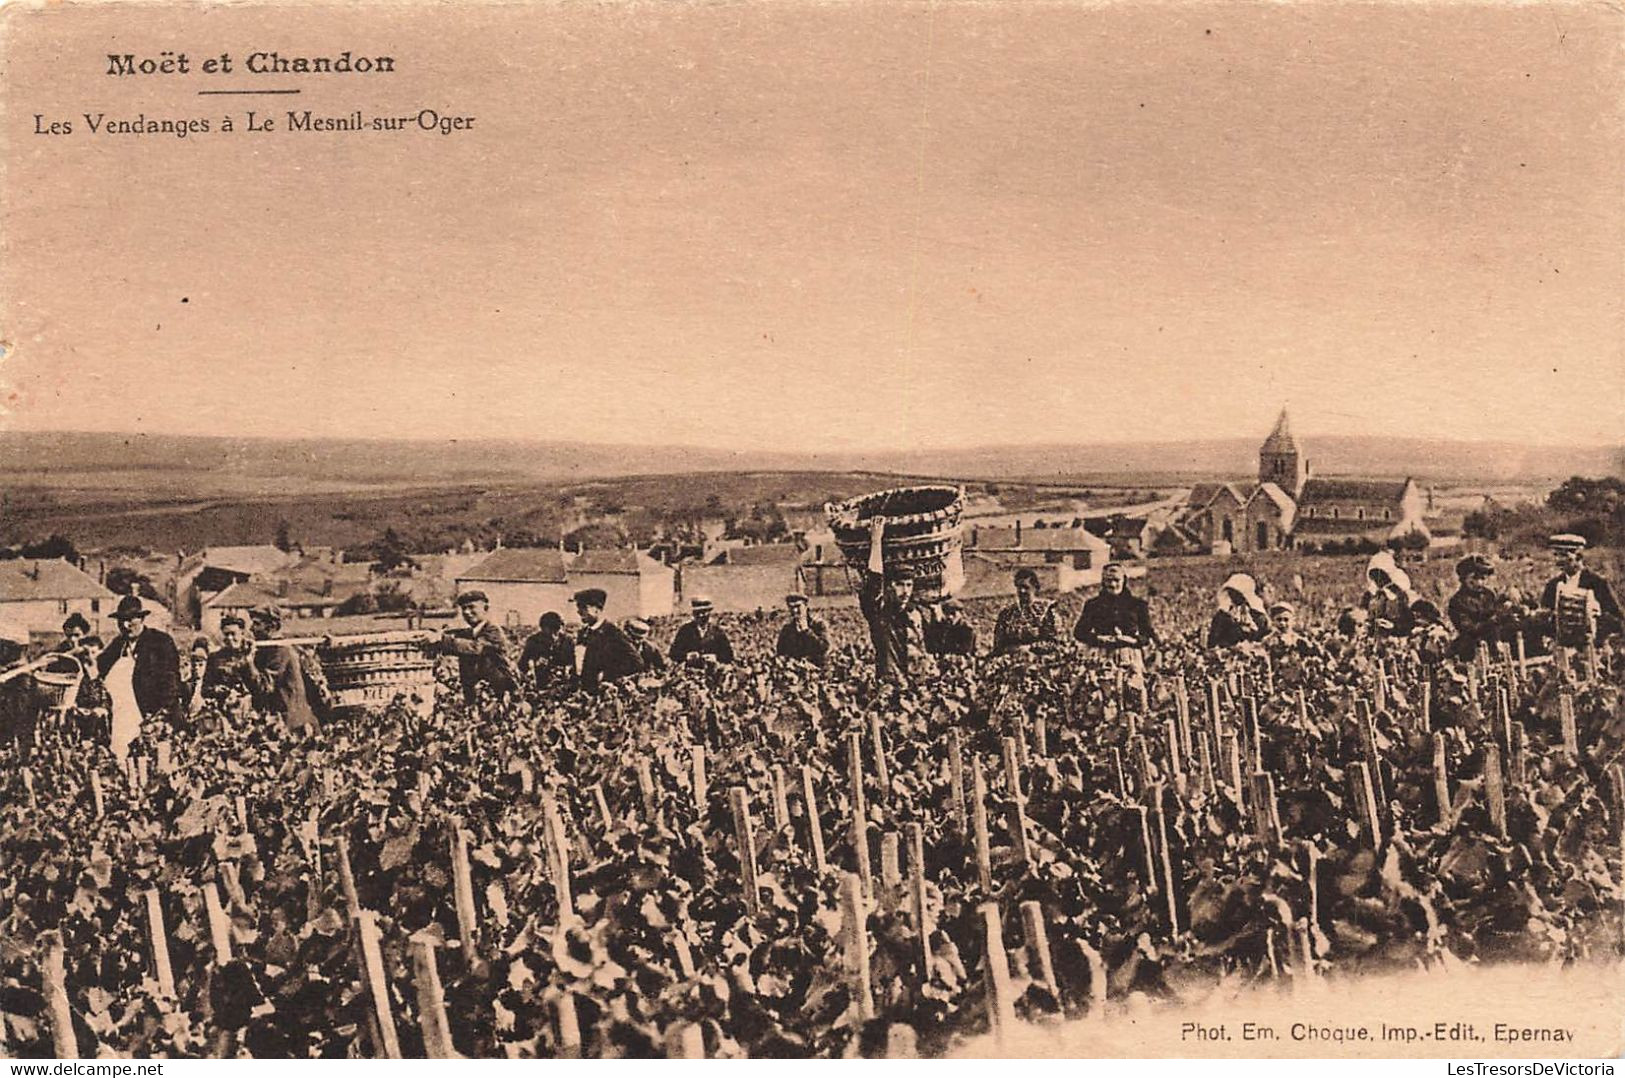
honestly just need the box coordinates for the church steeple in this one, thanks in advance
[1259,408,1306,497]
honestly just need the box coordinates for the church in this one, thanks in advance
[1181,410,1430,554]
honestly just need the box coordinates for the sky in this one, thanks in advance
[3,1,1621,453]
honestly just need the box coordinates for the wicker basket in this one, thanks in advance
[30,667,82,713]
[826,485,966,598]
[318,636,436,717]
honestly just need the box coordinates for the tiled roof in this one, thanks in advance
[1249,482,1295,514]
[1298,477,1411,504]
[968,526,1109,553]
[0,558,115,602]
[459,547,570,583]
[706,543,801,567]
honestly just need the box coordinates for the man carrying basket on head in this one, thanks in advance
[859,517,934,682]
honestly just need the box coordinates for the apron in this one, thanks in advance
[106,653,141,763]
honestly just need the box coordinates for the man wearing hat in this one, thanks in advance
[95,595,181,758]
[1447,554,1518,661]
[775,593,830,666]
[432,590,519,706]
[626,619,667,674]
[1541,534,1621,645]
[248,605,329,733]
[927,596,977,657]
[859,517,932,681]
[670,596,735,665]
[573,588,643,690]
[204,614,258,699]
[519,611,576,692]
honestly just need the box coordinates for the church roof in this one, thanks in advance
[1260,409,1298,455]
[1298,477,1413,505]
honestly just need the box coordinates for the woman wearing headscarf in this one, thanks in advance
[1208,573,1271,648]
[1363,550,1417,638]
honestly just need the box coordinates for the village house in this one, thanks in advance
[0,558,118,639]
[678,543,804,613]
[197,557,375,635]
[1290,478,1429,552]
[175,545,304,627]
[454,548,573,628]
[964,521,1110,592]
[567,549,676,622]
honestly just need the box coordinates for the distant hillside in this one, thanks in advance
[2,430,1617,490]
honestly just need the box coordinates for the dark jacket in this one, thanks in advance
[858,571,927,681]
[1073,590,1158,649]
[519,630,576,691]
[96,628,181,721]
[777,619,831,666]
[435,620,519,704]
[252,643,328,731]
[203,645,258,697]
[927,617,977,657]
[635,640,667,674]
[1542,569,1622,642]
[1206,607,1270,649]
[1447,584,1515,661]
[578,619,643,690]
[670,621,735,664]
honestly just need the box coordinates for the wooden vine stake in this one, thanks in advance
[770,765,791,836]
[1432,734,1453,830]
[1020,900,1058,995]
[1349,762,1381,849]
[1196,732,1217,797]
[89,771,104,819]
[556,992,582,1060]
[1250,772,1280,848]
[691,745,708,810]
[1075,939,1107,1016]
[1242,696,1262,771]
[1509,725,1528,788]
[1110,746,1129,799]
[1033,711,1048,758]
[43,931,77,1059]
[449,825,480,962]
[1559,693,1578,763]
[1421,679,1432,733]
[664,1023,705,1059]
[541,794,575,919]
[636,758,658,824]
[590,783,614,834]
[799,765,828,874]
[1483,745,1508,841]
[355,911,403,1058]
[879,832,902,909]
[143,888,176,998]
[730,787,761,916]
[203,881,233,965]
[1206,677,1224,753]
[1128,804,1157,897]
[846,733,872,894]
[906,822,931,981]
[868,711,891,794]
[947,728,968,834]
[980,902,1017,1039]
[1220,732,1244,807]
[1355,698,1387,814]
[20,767,35,810]
[1163,717,1185,795]
[1149,794,1181,935]
[1173,674,1193,761]
[336,836,362,919]
[410,934,458,1059]
[971,757,994,892]
[1001,736,1022,800]
[840,872,875,1021]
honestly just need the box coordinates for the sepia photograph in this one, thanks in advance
[1,0,1623,1062]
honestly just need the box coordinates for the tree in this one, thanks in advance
[1547,476,1625,517]
[373,528,416,574]
[273,519,294,553]
[14,534,80,563]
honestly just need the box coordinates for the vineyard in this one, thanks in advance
[1,554,1622,1059]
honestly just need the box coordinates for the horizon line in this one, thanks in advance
[4,426,1620,456]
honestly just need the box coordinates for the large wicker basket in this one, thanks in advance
[318,633,437,717]
[30,666,82,713]
[826,485,966,599]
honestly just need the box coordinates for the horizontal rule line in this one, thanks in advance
[196,88,302,96]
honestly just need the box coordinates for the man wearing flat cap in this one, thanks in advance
[431,590,520,706]
[573,588,643,690]
[249,605,329,733]
[670,596,735,665]
[775,593,830,666]
[95,595,181,759]
[1447,554,1519,661]
[1542,534,1621,645]
[626,619,667,674]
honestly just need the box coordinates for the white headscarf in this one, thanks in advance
[1365,549,1415,599]
[1218,573,1265,615]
